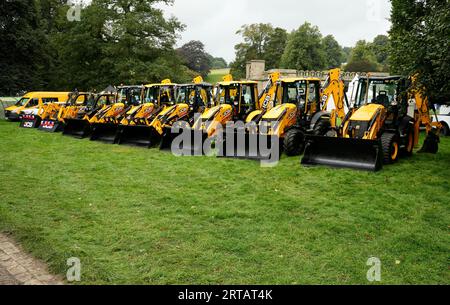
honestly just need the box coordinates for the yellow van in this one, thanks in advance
[4,92,70,121]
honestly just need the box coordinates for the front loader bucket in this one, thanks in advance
[38,119,63,132]
[171,129,209,156]
[418,132,439,154]
[20,115,41,129]
[115,125,160,148]
[159,127,182,151]
[218,131,281,162]
[63,119,91,138]
[90,123,118,143]
[301,135,383,171]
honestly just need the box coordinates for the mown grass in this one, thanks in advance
[205,68,231,84]
[0,120,449,284]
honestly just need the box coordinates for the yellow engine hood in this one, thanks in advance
[262,104,296,120]
[350,104,385,121]
[5,105,21,112]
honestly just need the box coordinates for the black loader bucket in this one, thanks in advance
[90,123,119,143]
[20,115,41,129]
[159,126,183,151]
[217,130,281,163]
[301,135,383,171]
[63,119,91,138]
[170,128,209,156]
[38,119,63,132]
[115,125,160,148]
[418,131,439,154]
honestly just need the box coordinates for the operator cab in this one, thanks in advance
[176,83,213,113]
[116,86,145,107]
[274,79,321,120]
[214,82,258,121]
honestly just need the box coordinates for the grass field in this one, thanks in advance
[205,68,231,84]
[0,120,449,284]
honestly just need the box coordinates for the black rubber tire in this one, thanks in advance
[283,129,305,156]
[440,122,449,136]
[381,132,400,164]
[401,127,415,157]
[312,119,331,136]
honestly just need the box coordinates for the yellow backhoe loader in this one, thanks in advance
[176,74,261,156]
[38,92,95,132]
[114,80,177,147]
[62,92,116,138]
[214,68,347,160]
[90,85,145,143]
[147,76,214,150]
[301,75,441,171]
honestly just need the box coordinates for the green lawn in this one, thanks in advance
[0,120,449,284]
[205,68,231,84]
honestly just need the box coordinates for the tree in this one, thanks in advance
[390,0,450,102]
[177,40,211,77]
[208,56,228,69]
[322,35,345,69]
[342,47,353,63]
[280,22,326,71]
[372,35,390,71]
[345,40,379,72]
[264,27,288,70]
[230,24,287,79]
[48,0,190,90]
[0,0,53,95]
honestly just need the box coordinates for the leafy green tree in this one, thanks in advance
[0,0,53,95]
[322,35,345,69]
[372,35,390,71]
[177,40,211,77]
[264,27,288,70]
[342,47,353,63]
[280,22,326,71]
[390,0,450,102]
[345,40,379,72]
[208,56,228,69]
[50,0,190,90]
[230,24,287,78]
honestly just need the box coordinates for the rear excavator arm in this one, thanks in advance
[258,72,281,112]
[408,77,441,153]
[320,68,347,130]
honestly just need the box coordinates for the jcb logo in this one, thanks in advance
[23,121,34,128]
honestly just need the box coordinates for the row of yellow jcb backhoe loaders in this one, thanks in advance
[5,69,442,171]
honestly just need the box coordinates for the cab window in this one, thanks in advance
[42,98,59,104]
[27,98,39,107]
[282,81,307,105]
[129,89,142,105]
[308,83,318,104]
[75,95,86,104]
[160,86,174,105]
[96,96,110,107]
[176,87,187,104]
[16,97,30,106]
[145,87,159,103]
[241,85,254,107]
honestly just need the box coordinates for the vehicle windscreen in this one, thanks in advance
[15,97,30,106]
[356,79,398,107]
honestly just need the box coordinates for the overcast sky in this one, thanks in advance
[156,0,392,63]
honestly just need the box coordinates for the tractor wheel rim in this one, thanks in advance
[407,133,414,152]
[391,142,399,160]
